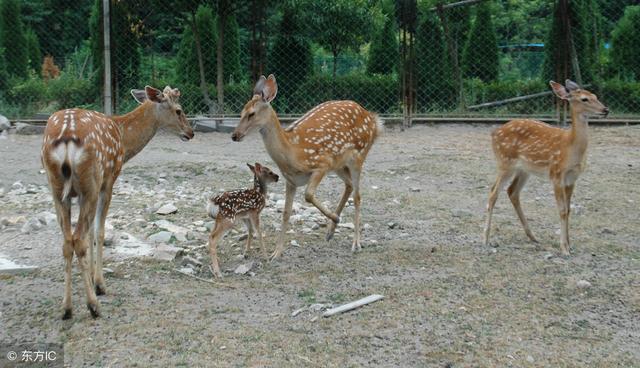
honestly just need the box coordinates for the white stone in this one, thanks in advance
[36,212,58,226]
[21,217,43,234]
[338,222,355,229]
[234,261,254,275]
[291,240,300,247]
[576,280,592,289]
[148,231,174,243]
[156,203,178,215]
[152,243,182,261]
[0,114,9,131]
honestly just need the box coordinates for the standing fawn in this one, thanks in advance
[231,75,383,260]
[41,86,194,319]
[206,163,279,278]
[484,80,608,255]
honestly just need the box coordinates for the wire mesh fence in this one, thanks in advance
[0,0,639,122]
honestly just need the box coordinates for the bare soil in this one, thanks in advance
[0,123,639,367]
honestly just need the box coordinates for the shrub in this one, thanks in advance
[48,72,95,109]
[464,79,551,114]
[611,5,640,80]
[595,79,640,114]
[462,1,499,82]
[7,75,47,106]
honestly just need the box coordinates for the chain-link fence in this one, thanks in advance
[0,0,639,122]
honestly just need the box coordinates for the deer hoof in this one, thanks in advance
[95,284,106,296]
[87,303,100,319]
[62,308,72,320]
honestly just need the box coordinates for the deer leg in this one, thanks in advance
[54,197,74,319]
[553,183,570,256]
[208,217,233,278]
[272,181,296,261]
[349,165,363,252]
[304,171,340,223]
[507,172,538,244]
[93,189,112,295]
[564,184,575,251]
[74,194,100,318]
[249,212,268,260]
[242,219,253,258]
[484,170,512,246]
[326,168,353,241]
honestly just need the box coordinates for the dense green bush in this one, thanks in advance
[611,6,640,80]
[596,79,640,113]
[291,74,399,113]
[48,73,95,109]
[462,1,499,82]
[464,79,551,114]
[366,11,398,76]
[0,0,28,79]
[7,76,47,106]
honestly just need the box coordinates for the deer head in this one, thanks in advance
[248,162,279,184]
[131,85,194,141]
[232,75,278,142]
[550,80,609,118]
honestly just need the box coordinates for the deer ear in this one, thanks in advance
[550,81,569,100]
[254,162,262,172]
[145,86,164,103]
[253,75,266,97]
[131,89,147,104]
[565,79,580,92]
[247,163,255,173]
[262,74,278,103]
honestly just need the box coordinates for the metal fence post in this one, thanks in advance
[102,0,112,115]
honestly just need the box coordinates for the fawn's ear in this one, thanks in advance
[247,163,256,173]
[550,81,569,100]
[254,162,262,172]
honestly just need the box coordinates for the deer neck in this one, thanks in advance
[253,177,268,195]
[259,109,294,168]
[568,107,589,157]
[113,102,160,163]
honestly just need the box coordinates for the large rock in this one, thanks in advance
[21,217,43,234]
[36,211,58,226]
[152,243,183,261]
[156,203,178,215]
[0,114,10,132]
[148,231,174,243]
[15,122,45,135]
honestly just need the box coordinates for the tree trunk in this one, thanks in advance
[217,13,225,117]
[436,4,464,109]
[190,11,215,116]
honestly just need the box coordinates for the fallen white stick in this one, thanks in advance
[322,294,384,317]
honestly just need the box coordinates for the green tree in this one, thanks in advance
[176,5,217,86]
[269,4,313,98]
[611,5,640,79]
[89,0,141,109]
[0,0,28,79]
[0,47,8,89]
[25,28,41,73]
[221,14,242,83]
[462,2,499,82]
[308,0,373,77]
[366,12,398,75]
[543,0,599,83]
[415,7,453,110]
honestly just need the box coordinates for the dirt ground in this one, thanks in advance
[0,123,639,367]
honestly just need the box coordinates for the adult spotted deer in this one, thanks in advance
[41,86,193,319]
[231,75,383,260]
[206,163,279,278]
[484,80,608,255]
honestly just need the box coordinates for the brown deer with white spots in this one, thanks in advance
[231,75,383,260]
[41,86,193,319]
[206,163,279,278]
[484,80,608,255]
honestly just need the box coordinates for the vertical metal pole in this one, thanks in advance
[103,0,112,115]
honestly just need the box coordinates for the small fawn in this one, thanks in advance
[232,74,382,260]
[42,85,193,319]
[206,163,279,278]
[484,80,609,255]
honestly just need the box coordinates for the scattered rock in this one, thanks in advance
[234,261,254,275]
[152,243,183,261]
[182,256,202,268]
[338,222,355,229]
[15,122,45,135]
[148,231,174,243]
[387,222,398,229]
[526,355,534,363]
[410,187,421,192]
[291,240,300,247]
[21,217,43,234]
[178,266,194,275]
[193,220,205,226]
[156,203,178,215]
[0,114,9,131]
[103,267,114,274]
[576,280,592,289]
[36,212,57,226]
[600,228,615,235]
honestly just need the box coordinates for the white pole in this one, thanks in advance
[102,0,112,115]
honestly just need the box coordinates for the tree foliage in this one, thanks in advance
[462,2,499,82]
[25,28,42,73]
[366,11,398,76]
[611,5,640,79]
[0,0,28,79]
[176,5,217,86]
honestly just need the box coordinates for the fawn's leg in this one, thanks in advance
[249,211,268,259]
[553,183,570,256]
[326,168,353,241]
[507,171,538,243]
[484,170,512,246]
[208,217,233,278]
[242,218,253,258]
[272,181,296,261]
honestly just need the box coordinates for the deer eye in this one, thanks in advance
[176,109,182,115]
[581,97,588,102]
[248,112,255,119]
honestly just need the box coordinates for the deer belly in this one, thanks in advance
[283,172,310,187]
[515,159,548,176]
